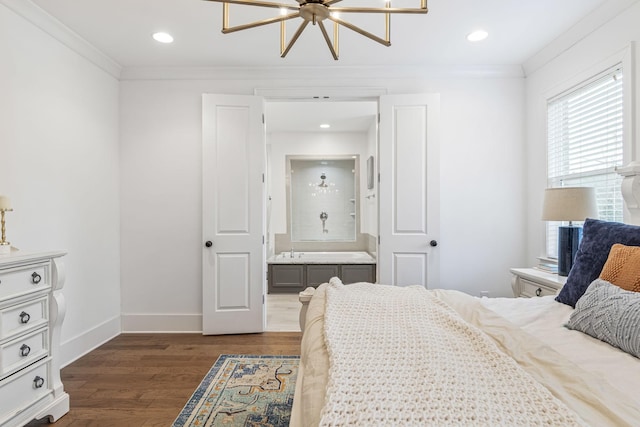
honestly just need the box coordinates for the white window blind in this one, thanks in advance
[546,66,624,258]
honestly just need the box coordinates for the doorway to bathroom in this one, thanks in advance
[202,92,440,335]
[264,100,379,331]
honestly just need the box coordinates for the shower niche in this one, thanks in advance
[288,156,358,242]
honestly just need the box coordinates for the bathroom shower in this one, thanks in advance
[288,157,357,242]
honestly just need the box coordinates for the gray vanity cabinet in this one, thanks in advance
[341,264,376,284]
[268,263,376,293]
[306,265,340,287]
[269,265,305,293]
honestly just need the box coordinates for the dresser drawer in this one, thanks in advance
[520,279,557,298]
[0,264,49,301]
[0,297,48,342]
[0,327,48,379]
[0,360,51,425]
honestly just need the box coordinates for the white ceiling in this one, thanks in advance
[267,101,378,133]
[32,0,608,69]
[28,0,610,132]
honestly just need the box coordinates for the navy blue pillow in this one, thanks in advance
[556,219,640,307]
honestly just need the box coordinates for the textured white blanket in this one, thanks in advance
[319,278,587,426]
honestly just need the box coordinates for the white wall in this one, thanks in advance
[524,1,640,265]
[119,72,525,332]
[0,4,121,364]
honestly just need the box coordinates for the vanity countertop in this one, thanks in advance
[267,251,376,264]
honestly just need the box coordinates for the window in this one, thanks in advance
[546,66,624,258]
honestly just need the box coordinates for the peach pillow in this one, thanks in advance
[599,244,640,292]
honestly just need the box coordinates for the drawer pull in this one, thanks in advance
[535,287,542,297]
[31,272,42,284]
[20,344,31,357]
[33,376,45,389]
[19,311,31,324]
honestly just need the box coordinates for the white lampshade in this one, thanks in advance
[0,196,12,211]
[542,187,598,221]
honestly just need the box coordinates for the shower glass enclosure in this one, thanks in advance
[289,156,358,242]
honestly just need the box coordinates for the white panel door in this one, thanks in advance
[202,94,265,334]
[378,94,440,287]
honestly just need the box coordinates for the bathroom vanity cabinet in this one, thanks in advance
[268,263,376,294]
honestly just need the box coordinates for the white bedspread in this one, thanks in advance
[291,284,640,427]
[481,295,640,408]
[319,279,585,426]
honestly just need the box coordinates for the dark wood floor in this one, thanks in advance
[26,332,302,427]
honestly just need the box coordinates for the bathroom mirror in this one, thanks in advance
[288,156,358,242]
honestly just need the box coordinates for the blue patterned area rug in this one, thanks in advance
[173,354,299,427]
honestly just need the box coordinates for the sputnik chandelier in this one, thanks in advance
[202,0,428,60]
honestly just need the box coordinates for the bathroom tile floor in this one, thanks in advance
[266,293,302,332]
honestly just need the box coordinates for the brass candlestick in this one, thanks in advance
[0,196,13,254]
[1,208,12,246]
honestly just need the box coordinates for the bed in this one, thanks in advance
[290,172,640,426]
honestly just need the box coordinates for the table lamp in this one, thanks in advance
[542,187,598,276]
[0,196,13,255]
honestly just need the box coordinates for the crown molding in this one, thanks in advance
[1,0,122,79]
[523,0,639,76]
[119,64,524,81]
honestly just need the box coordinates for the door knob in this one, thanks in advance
[429,240,438,247]
[205,241,213,248]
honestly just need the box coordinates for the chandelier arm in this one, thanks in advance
[328,16,390,47]
[203,0,299,11]
[318,20,338,60]
[281,20,309,58]
[329,7,427,14]
[222,13,300,33]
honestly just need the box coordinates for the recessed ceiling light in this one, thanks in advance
[152,32,174,44]
[320,124,331,129]
[467,30,488,42]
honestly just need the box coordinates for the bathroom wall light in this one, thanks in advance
[152,32,174,43]
[467,30,488,42]
[320,124,331,129]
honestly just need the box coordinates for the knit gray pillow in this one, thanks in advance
[566,279,640,358]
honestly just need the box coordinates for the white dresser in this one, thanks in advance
[0,251,69,426]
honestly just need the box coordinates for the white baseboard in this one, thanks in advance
[59,315,121,368]
[121,313,202,333]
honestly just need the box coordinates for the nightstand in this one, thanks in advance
[510,268,567,298]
